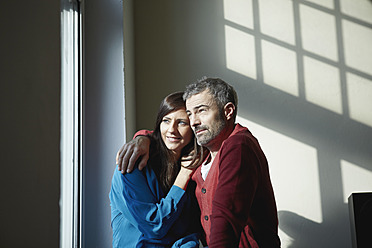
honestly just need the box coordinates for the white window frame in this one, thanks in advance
[60,0,83,247]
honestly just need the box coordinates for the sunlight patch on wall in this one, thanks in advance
[236,116,323,223]
[262,40,299,96]
[306,0,334,9]
[342,20,372,75]
[300,4,338,61]
[346,73,372,127]
[341,160,372,203]
[223,0,253,29]
[259,0,295,45]
[340,0,372,25]
[225,25,257,79]
[304,56,342,114]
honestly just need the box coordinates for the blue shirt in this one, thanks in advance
[110,164,201,248]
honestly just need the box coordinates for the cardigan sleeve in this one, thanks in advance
[134,129,152,137]
[209,136,259,247]
[117,167,188,239]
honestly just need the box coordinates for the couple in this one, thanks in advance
[110,77,281,247]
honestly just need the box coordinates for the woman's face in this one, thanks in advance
[160,108,193,157]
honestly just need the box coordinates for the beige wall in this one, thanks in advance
[130,0,372,247]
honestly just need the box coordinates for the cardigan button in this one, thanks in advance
[201,188,206,194]
[204,215,209,221]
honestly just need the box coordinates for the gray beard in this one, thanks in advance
[195,120,226,147]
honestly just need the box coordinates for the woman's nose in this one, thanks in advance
[167,121,177,133]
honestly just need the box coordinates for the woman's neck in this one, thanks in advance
[171,150,181,162]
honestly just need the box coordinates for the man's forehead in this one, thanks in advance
[186,91,213,109]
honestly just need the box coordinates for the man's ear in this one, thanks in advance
[224,102,236,121]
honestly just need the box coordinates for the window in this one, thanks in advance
[60,0,82,247]
[60,0,126,246]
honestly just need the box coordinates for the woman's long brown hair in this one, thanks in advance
[151,92,203,193]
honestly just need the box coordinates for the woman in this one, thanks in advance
[110,92,204,248]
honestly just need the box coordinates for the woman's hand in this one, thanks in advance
[181,148,205,169]
[180,152,194,168]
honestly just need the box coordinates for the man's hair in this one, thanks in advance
[183,77,238,120]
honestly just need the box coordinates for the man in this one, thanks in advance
[117,77,280,247]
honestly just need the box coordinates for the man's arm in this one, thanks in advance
[116,130,152,173]
[209,138,259,247]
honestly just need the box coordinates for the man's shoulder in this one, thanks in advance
[224,123,254,145]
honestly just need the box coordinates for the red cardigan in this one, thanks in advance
[192,124,280,247]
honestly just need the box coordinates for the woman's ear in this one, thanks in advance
[224,102,236,121]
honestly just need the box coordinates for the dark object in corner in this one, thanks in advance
[348,192,372,248]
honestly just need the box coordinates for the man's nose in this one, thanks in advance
[190,114,200,127]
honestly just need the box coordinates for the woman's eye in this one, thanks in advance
[162,119,170,124]
[179,121,189,126]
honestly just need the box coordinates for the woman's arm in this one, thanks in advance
[119,166,193,240]
[173,166,194,190]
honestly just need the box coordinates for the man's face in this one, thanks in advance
[185,90,226,148]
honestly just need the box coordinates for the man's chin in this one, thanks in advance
[196,137,210,147]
